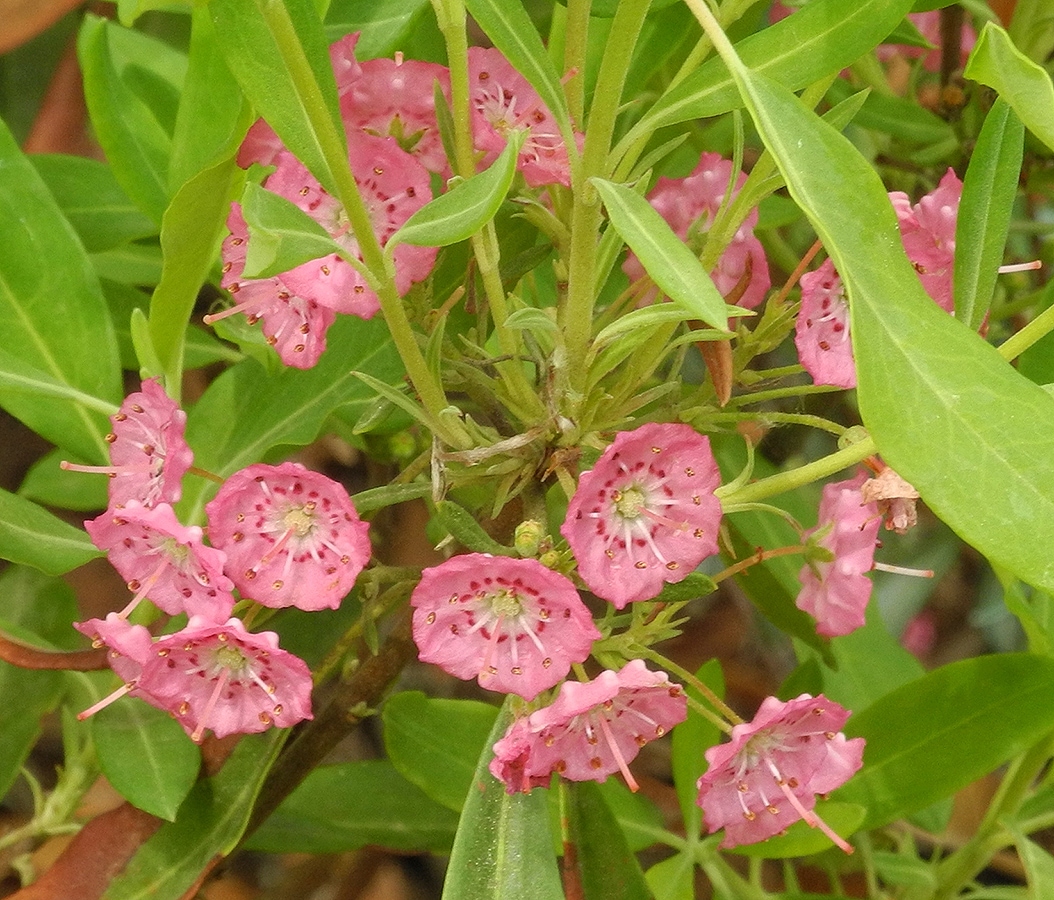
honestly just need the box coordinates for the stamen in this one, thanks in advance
[192,669,231,743]
[998,260,1041,274]
[78,682,135,720]
[873,562,934,578]
[597,714,638,792]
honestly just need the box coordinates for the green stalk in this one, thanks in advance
[563,0,591,125]
[264,0,470,447]
[998,300,1054,362]
[717,436,876,506]
[560,0,653,427]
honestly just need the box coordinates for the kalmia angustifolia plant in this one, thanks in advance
[3,1,1054,899]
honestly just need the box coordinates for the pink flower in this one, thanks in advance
[275,133,436,314]
[560,423,722,608]
[206,462,371,612]
[139,616,314,742]
[214,204,337,369]
[85,501,235,622]
[696,693,864,851]
[623,152,770,309]
[489,660,687,792]
[74,614,162,722]
[794,258,856,389]
[340,55,451,174]
[890,168,962,313]
[61,379,193,508]
[468,46,578,188]
[410,553,600,701]
[796,473,880,637]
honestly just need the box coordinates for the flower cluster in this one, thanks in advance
[70,380,371,742]
[210,33,581,369]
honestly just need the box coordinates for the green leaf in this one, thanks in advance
[804,601,924,715]
[18,449,110,513]
[0,568,79,798]
[149,157,243,390]
[592,178,729,331]
[440,697,564,900]
[244,759,459,853]
[240,181,344,279]
[826,80,955,145]
[390,138,520,248]
[0,488,102,575]
[964,22,1054,155]
[324,0,432,59]
[0,119,122,463]
[180,314,402,520]
[725,62,1054,595]
[210,0,345,195]
[383,691,500,812]
[871,852,938,890]
[93,699,201,821]
[623,0,914,145]
[563,780,651,900]
[954,98,1024,329]
[169,6,253,192]
[29,155,158,253]
[104,730,284,900]
[839,654,1054,829]
[645,853,694,900]
[77,16,184,223]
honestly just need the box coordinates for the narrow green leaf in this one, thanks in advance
[623,0,914,144]
[77,16,180,223]
[871,852,938,890]
[440,697,564,900]
[244,760,459,854]
[93,699,201,821]
[954,98,1024,329]
[826,80,954,145]
[592,178,729,331]
[241,181,344,278]
[964,22,1054,155]
[383,691,500,811]
[149,157,243,389]
[29,155,157,253]
[0,120,122,463]
[839,654,1054,829]
[564,781,650,900]
[0,488,102,575]
[726,64,1054,594]
[104,731,284,900]
[390,138,520,248]
[210,0,345,195]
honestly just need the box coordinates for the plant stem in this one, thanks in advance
[717,435,876,506]
[998,300,1054,362]
[560,0,653,430]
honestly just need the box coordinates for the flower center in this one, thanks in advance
[487,588,524,619]
[613,486,647,519]
[214,644,251,676]
[283,504,315,538]
[161,537,190,567]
